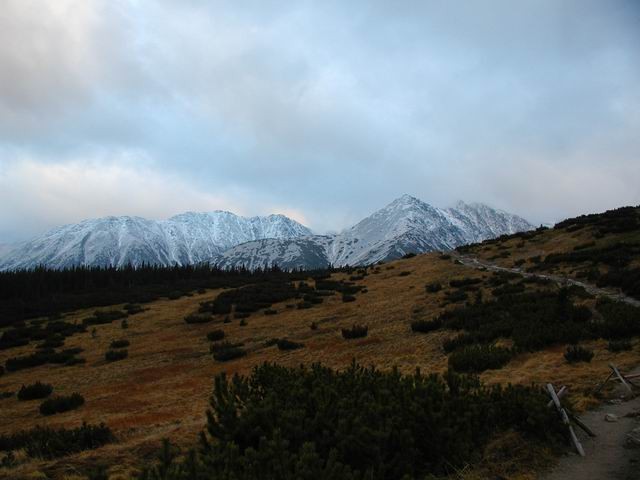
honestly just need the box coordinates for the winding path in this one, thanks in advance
[452,252,640,479]
[452,253,640,308]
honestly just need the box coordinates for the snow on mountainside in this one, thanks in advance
[0,212,312,270]
[218,195,534,268]
[0,195,534,270]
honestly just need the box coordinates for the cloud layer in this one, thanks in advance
[1,0,639,241]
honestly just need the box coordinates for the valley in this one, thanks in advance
[0,205,639,479]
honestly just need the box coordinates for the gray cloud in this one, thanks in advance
[0,0,639,241]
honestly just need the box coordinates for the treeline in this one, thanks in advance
[0,264,343,326]
[139,362,565,479]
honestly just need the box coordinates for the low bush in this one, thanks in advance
[342,294,356,303]
[141,363,565,479]
[0,422,114,459]
[109,339,130,349]
[124,303,145,315]
[83,310,127,326]
[342,324,368,339]
[206,330,225,342]
[564,345,594,363]
[17,382,53,401]
[184,314,212,324]
[607,339,632,352]
[448,345,513,373]
[212,342,246,362]
[234,312,250,319]
[105,349,128,362]
[310,322,318,330]
[399,271,412,277]
[402,252,417,259]
[276,339,304,351]
[449,277,482,288]
[263,309,278,315]
[426,282,442,293]
[410,318,443,333]
[39,393,85,416]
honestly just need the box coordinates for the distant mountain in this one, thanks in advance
[0,212,311,270]
[216,195,534,269]
[0,196,534,270]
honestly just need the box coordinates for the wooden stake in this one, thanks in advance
[594,371,614,395]
[609,363,633,395]
[568,412,596,438]
[547,385,567,408]
[547,383,585,457]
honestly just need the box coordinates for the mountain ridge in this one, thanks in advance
[0,195,534,270]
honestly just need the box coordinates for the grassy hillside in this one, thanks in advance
[1,206,639,479]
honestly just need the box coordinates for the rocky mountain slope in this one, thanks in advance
[0,212,311,270]
[0,195,533,270]
[217,195,534,268]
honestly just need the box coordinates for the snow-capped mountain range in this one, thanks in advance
[0,195,534,270]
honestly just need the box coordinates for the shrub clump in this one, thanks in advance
[410,318,443,333]
[184,313,212,324]
[39,393,85,416]
[448,345,513,373]
[105,349,128,362]
[341,324,368,339]
[426,282,442,293]
[211,342,246,362]
[607,339,632,352]
[17,382,53,401]
[0,422,113,459]
[564,345,594,363]
[141,363,565,479]
[109,339,130,349]
[206,330,225,342]
[276,339,305,351]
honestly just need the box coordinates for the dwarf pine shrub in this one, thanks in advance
[17,382,53,401]
[564,345,594,363]
[342,324,368,339]
[39,393,85,416]
[448,345,513,373]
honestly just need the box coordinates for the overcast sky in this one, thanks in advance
[0,0,639,242]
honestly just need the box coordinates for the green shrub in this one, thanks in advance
[607,339,632,352]
[342,294,356,302]
[212,342,246,362]
[109,339,130,349]
[426,282,442,293]
[410,318,442,333]
[564,345,594,363]
[83,310,127,326]
[39,393,85,416]
[124,303,145,315]
[17,382,53,401]
[0,422,113,459]
[184,314,212,324]
[399,271,412,277]
[448,345,513,373]
[143,363,564,479]
[206,330,225,342]
[234,312,250,319]
[105,349,128,362]
[239,319,247,326]
[310,322,318,330]
[402,252,417,259]
[342,324,368,339]
[121,319,129,329]
[264,308,278,315]
[277,339,304,351]
[449,277,482,288]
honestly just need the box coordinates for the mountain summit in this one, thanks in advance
[0,196,533,270]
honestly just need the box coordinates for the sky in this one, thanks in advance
[0,0,639,242]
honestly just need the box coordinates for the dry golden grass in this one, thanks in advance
[0,250,638,478]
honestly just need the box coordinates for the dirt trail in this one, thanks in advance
[453,252,640,479]
[453,253,640,307]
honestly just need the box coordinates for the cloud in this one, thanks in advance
[0,0,639,241]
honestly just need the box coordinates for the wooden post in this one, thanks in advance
[609,363,633,395]
[547,385,567,408]
[547,383,585,457]
[594,371,614,395]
